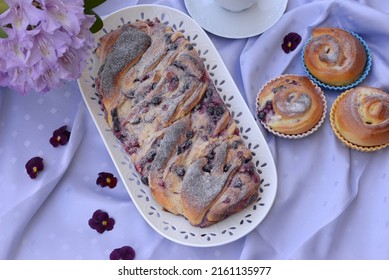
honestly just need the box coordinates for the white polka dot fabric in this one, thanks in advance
[0,0,388,260]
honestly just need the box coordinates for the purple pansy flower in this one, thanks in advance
[88,210,115,234]
[25,156,44,179]
[96,172,118,188]
[110,246,136,260]
[49,125,71,147]
[282,32,302,53]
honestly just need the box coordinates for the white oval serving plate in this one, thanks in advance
[78,4,277,247]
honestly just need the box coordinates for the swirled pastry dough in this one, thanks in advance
[256,75,325,135]
[304,27,367,86]
[332,86,389,147]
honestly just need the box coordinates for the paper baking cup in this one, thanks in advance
[301,30,372,91]
[256,74,327,139]
[330,90,389,152]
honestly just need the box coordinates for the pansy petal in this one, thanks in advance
[88,218,99,229]
[109,250,121,260]
[281,43,290,53]
[28,171,38,179]
[59,135,69,145]
[89,210,115,234]
[109,177,118,188]
[282,32,302,54]
[98,212,109,222]
[96,172,118,188]
[36,161,44,170]
[49,125,71,147]
[25,156,44,179]
[49,134,60,146]
[94,210,108,222]
[53,125,67,135]
[96,226,105,234]
[110,246,136,260]
[106,218,115,231]
[96,176,104,185]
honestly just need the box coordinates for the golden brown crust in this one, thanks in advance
[304,27,367,86]
[332,86,389,147]
[256,75,325,135]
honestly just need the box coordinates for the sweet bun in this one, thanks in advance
[256,74,326,137]
[303,27,367,86]
[331,86,389,150]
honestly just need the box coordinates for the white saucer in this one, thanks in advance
[184,0,288,39]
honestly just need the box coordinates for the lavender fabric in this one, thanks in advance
[0,0,388,260]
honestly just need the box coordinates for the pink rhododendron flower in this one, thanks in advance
[0,0,95,95]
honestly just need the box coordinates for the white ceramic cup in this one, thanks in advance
[214,0,257,12]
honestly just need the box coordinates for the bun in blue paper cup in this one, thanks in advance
[302,27,372,91]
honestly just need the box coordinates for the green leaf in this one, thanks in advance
[84,0,107,10]
[0,0,9,14]
[0,0,10,38]
[85,9,104,33]
[0,26,7,38]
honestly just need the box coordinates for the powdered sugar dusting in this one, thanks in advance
[151,118,187,171]
[182,142,235,210]
[99,26,151,95]
[277,93,311,115]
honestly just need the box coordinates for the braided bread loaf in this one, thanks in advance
[95,18,260,227]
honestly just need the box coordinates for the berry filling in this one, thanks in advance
[164,33,172,44]
[166,73,179,91]
[257,100,274,122]
[223,163,231,172]
[175,166,186,177]
[111,108,121,133]
[206,149,215,160]
[125,89,136,99]
[146,150,157,162]
[146,19,155,27]
[123,136,140,155]
[141,176,149,185]
[176,139,193,155]
[162,104,169,111]
[130,116,141,125]
[158,179,166,188]
[172,61,186,71]
[150,96,162,106]
[202,163,212,173]
[234,178,243,188]
[230,140,242,149]
[168,42,179,51]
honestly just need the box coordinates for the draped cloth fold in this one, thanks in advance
[240,0,389,259]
